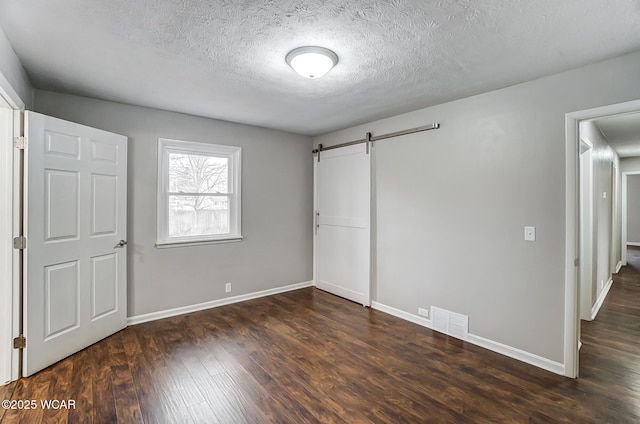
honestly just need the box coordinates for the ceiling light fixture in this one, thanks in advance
[285,46,338,79]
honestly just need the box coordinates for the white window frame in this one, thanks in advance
[156,138,242,247]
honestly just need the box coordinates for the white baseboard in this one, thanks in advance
[127,281,314,325]
[591,277,613,320]
[371,301,432,328]
[615,261,623,273]
[465,334,565,375]
[627,242,640,247]
[372,301,565,376]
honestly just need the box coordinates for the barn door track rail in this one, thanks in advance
[312,123,440,161]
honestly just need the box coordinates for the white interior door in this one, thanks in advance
[315,143,370,306]
[24,111,127,376]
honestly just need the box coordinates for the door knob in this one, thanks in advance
[114,240,127,249]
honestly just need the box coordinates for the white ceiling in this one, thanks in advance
[1,1,640,136]
[593,113,640,158]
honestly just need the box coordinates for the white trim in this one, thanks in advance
[127,281,313,325]
[465,334,565,376]
[0,100,13,385]
[371,301,432,328]
[155,237,243,248]
[565,110,580,378]
[0,100,21,385]
[0,72,25,111]
[565,99,640,379]
[10,110,21,382]
[372,301,564,376]
[615,261,623,273]
[578,143,594,321]
[591,277,613,320]
[611,163,620,280]
[621,171,640,264]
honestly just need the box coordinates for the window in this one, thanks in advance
[157,138,242,247]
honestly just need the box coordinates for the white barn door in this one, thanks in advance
[23,111,127,376]
[315,143,371,306]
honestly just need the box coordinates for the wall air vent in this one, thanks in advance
[431,306,469,340]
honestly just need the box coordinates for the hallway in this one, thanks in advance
[579,245,640,421]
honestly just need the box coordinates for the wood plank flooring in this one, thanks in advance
[2,250,640,423]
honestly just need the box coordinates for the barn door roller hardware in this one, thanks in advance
[312,123,440,161]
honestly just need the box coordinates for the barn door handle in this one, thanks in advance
[114,240,127,249]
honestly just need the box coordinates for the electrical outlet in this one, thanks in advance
[225,282,232,293]
[418,307,429,318]
[524,226,536,241]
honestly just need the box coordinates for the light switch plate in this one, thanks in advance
[524,226,536,241]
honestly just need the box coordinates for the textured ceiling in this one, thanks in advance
[594,113,640,158]
[1,1,640,136]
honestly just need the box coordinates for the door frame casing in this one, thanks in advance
[565,98,640,378]
[611,163,620,274]
[578,138,593,321]
[0,80,24,385]
[622,171,640,264]
[0,100,13,385]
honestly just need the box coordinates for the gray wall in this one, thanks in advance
[621,157,640,173]
[314,51,640,363]
[34,90,313,317]
[0,25,31,108]
[627,175,640,244]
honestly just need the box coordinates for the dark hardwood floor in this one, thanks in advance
[2,250,640,423]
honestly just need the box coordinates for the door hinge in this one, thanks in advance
[574,258,579,267]
[14,136,26,150]
[13,236,26,250]
[13,335,26,349]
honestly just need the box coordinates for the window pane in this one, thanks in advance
[168,195,230,237]
[168,153,228,194]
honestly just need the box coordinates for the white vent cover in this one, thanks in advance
[431,306,468,340]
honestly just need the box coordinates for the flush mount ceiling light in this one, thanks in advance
[285,46,338,79]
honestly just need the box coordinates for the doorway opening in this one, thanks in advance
[565,99,640,378]
[622,171,640,264]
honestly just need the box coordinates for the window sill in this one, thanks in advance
[155,236,243,249]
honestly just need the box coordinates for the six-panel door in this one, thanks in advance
[24,111,127,376]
